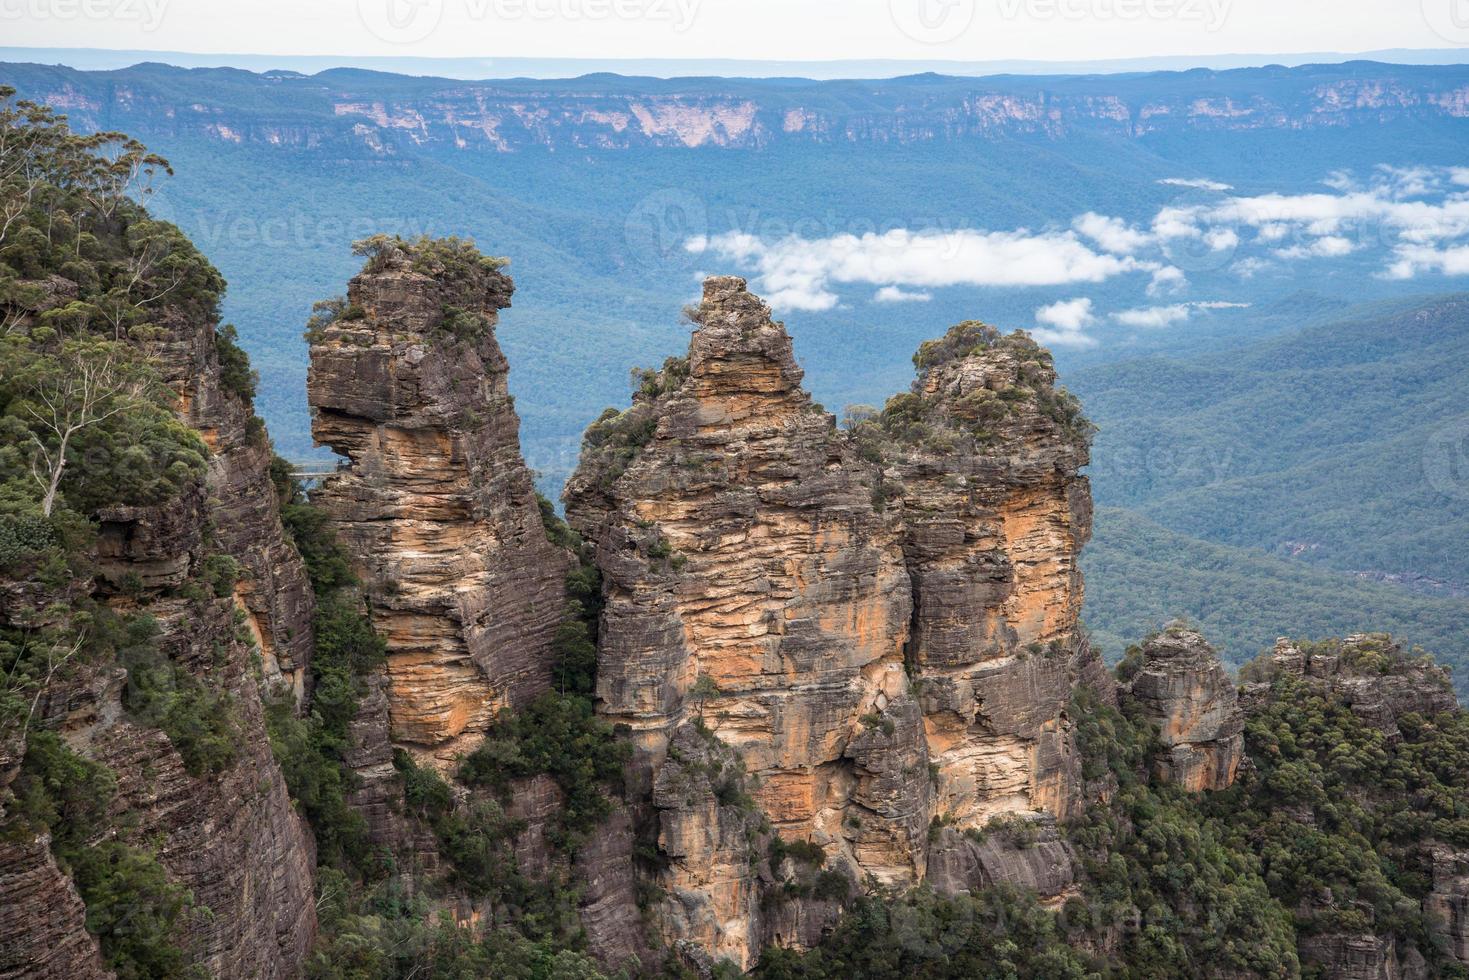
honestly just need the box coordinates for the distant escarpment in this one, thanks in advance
[563,277,1102,966]
[307,234,572,767]
[13,62,1469,154]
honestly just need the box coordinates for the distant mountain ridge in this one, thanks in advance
[8,59,1469,153]
[5,45,1468,79]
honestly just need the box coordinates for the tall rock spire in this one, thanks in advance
[308,237,571,765]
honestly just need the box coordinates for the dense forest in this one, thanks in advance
[1084,507,1469,677]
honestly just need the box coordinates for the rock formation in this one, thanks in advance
[308,239,572,767]
[1258,633,1456,736]
[1241,633,1465,979]
[876,321,1103,836]
[0,833,109,980]
[1120,624,1244,792]
[152,315,316,697]
[564,279,1102,965]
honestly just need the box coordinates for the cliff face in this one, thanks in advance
[18,63,1469,154]
[565,276,918,964]
[0,297,318,977]
[0,833,108,980]
[150,312,316,697]
[564,279,1102,965]
[1121,625,1244,792]
[307,242,572,767]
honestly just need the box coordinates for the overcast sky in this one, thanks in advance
[3,0,1464,63]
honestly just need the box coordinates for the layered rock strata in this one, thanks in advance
[149,311,316,696]
[881,321,1102,833]
[308,242,572,766]
[0,300,319,977]
[1121,624,1244,792]
[564,280,1102,965]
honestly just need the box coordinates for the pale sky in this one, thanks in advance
[0,0,1463,64]
[1,0,1462,63]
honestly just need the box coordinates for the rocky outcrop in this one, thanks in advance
[564,281,1101,965]
[1259,633,1456,736]
[877,321,1102,835]
[76,588,318,978]
[1121,624,1244,792]
[566,276,918,966]
[147,311,316,697]
[926,814,1076,900]
[1296,930,1425,980]
[308,240,572,767]
[1427,846,1469,965]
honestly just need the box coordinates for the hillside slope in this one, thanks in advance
[1073,296,1469,586]
[1082,507,1469,676]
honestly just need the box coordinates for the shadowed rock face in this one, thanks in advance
[0,832,109,979]
[565,280,1103,966]
[151,309,317,699]
[1122,625,1244,792]
[1,302,318,978]
[308,244,571,767]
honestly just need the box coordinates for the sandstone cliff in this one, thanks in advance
[1120,624,1244,792]
[0,292,318,977]
[21,63,1469,155]
[308,238,572,768]
[564,279,1103,966]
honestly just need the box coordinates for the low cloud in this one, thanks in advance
[689,228,1156,313]
[1074,212,1152,255]
[1032,297,1098,348]
[873,285,932,303]
[1113,300,1250,328]
[1387,244,1469,279]
[686,167,1469,314]
[1160,177,1234,192]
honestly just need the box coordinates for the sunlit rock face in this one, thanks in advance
[308,244,571,768]
[565,280,1103,966]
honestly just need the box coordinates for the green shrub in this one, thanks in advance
[215,324,258,401]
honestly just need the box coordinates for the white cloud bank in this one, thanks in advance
[1159,177,1234,192]
[1113,300,1251,329]
[683,167,1469,318]
[873,285,932,303]
[687,228,1159,312]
